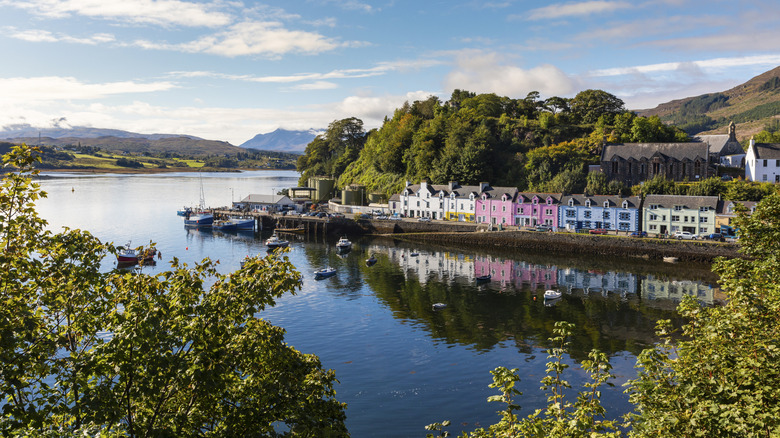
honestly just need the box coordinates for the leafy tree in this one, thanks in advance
[570,90,626,124]
[686,176,726,197]
[626,188,780,437]
[638,175,676,196]
[586,171,609,195]
[724,180,777,201]
[1,145,348,437]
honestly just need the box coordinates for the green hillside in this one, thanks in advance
[636,65,780,138]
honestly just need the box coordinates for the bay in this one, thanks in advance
[35,170,719,437]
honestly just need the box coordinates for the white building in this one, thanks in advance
[233,194,296,212]
[745,139,780,183]
[394,181,486,221]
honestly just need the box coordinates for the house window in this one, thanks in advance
[763,175,768,181]
[672,215,680,222]
[699,206,709,212]
[482,204,486,211]
[583,221,591,228]
[568,199,575,206]
[612,161,618,173]
[618,222,630,230]
[416,201,420,207]
[502,205,506,212]
[776,160,780,167]
[764,159,768,167]
[545,208,553,215]
[566,209,575,218]
[584,210,592,219]
[619,212,630,220]
[649,213,658,221]
[492,205,496,212]
[649,204,658,210]
[674,205,683,211]
[700,217,708,223]
[533,198,538,205]
[603,211,610,219]
[649,224,657,231]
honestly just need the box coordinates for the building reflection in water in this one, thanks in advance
[381,245,717,304]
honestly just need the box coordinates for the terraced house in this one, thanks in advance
[475,186,518,226]
[513,192,560,228]
[642,194,718,236]
[395,180,486,221]
[558,194,641,232]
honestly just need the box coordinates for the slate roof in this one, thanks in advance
[401,181,487,198]
[752,143,780,159]
[516,192,562,204]
[716,200,757,215]
[240,194,294,204]
[694,135,745,156]
[481,186,518,200]
[601,143,709,162]
[644,194,719,210]
[559,194,640,209]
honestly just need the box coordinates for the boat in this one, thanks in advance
[432,302,447,311]
[213,220,238,232]
[663,256,679,263]
[229,217,255,231]
[265,233,289,249]
[543,290,562,300]
[336,236,352,251]
[183,173,213,227]
[313,267,337,279]
[176,207,192,216]
[117,241,157,264]
[366,254,377,266]
[476,274,491,282]
[275,225,305,235]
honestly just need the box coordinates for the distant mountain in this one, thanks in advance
[0,123,202,141]
[636,65,780,138]
[7,135,242,157]
[239,128,318,153]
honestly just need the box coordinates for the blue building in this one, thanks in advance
[557,194,641,232]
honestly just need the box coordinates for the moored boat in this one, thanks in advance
[230,217,255,231]
[213,220,238,232]
[314,266,337,279]
[366,254,377,266]
[117,241,158,264]
[432,302,447,310]
[476,274,491,282]
[265,234,289,249]
[543,289,562,300]
[184,211,214,227]
[176,207,192,216]
[336,236,352,251]
[275,225,305,234]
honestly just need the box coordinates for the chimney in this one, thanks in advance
[449,181,458,191]
[750,137,755,148]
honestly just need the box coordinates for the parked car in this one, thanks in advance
[673,231,698,240]
[376,215,388,220]
[589,228,608,235]
[389,215,403,221]
[418,217,431,222]
[630,231,648,238]
[535,225,552,232]
[704,233,724,241]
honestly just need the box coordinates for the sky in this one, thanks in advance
[1,0,780,145]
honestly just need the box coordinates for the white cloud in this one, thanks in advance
[0,77,176,105]
[524,1,631,20]
[589,54,780,77]
[444,50,577,98]
[289,81,339,90]
[4,0,232,27]
[8,28,115,45]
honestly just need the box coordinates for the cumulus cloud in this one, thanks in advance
[524,1,631,20]
[444,50,577,98]
[0,76,176,105]
[3,0,232,27]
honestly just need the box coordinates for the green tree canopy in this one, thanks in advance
[570,89,626,124]
[1,145,347,437]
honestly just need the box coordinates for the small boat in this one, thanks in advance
[265,234,289,249]
[275,226,305,234]
[213,220,238,232]
[314,267,337,279]
[476,274,491,283]
[663,256,679,263]
[432,303,447,311]
[117,241,157,264]
[336,236,352,251]
[184,211,214,227]
[543,290,562,300]
[366,254,377,266]
[176,207,192,216]
[229,217,255,231]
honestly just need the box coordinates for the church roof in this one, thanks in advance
[601,142,709,162]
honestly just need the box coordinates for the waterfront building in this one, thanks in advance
[715,200,757,233]
[234,194,296,212]
[601,142,711,185]
[475,186,518,226]
[693,122,747,168]
[640,275,716,305]
[395,181,486,221]
[745,138,780,182]
[558,194,641,232]
[642,194,718,236]
[512,192,561,228]
[557,267,638,297]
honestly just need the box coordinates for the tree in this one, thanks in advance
[570,90,626,124]
[585,172,608,195]
[1,145,348,436]
[626,188,780,437]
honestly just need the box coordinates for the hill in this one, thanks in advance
[0,123,202,141]
[636,65,780,138]
[6,135,243,157]
[239,128,318,153]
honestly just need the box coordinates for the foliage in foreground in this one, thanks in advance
[0,144,347,437]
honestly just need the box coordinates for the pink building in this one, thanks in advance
[513,192,561,228]
[475,185,518,226]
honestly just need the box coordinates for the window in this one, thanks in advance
[699,206,709,212]
[649,213,658,221]
[649,204,658,210]
[603,211,610,219]
[672,215,680,221]
[584,210,592,218]
[502,205,506,212]
[491,205,496,212]
[700,216,708,223]
[776,159,780,167]
[583,221,591,228]
[612,161,618,173]
[603,201,609,208]
[566,209,576,218]
[482,204,486,211]
[649,224,657,231]
[764,159,768,167]
[619,212,630,220]
[416,201,420,207]
[764,175,768,182]
[618,222,630,230]
[674,205,683,211]
[545,208,553,216]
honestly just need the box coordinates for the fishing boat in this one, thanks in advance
[265,234,289,249]
[432,302,447,311]
[176,206,192,216]
[336,236,352,251]
[117,241,157,264]
[543,290,562,300]
[314,267,337,279]
[183,174,213,227]
[366,254,377,266]
[275,225,305,234]
[229,217,255,231]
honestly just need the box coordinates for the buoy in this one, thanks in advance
[185,247,188,250]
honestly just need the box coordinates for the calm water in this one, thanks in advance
[35,170,720,437]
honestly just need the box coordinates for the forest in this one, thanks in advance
[296,89,689,197]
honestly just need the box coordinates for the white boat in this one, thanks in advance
[183,174,213,227]
[432,302,447,310]
[544,290,562,300]
[265,234,289,249]
[336,236,352,251]
[314,267,337,279]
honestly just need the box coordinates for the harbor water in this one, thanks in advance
[35,170,720,437]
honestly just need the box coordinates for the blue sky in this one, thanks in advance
[1,0,779,145]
